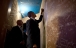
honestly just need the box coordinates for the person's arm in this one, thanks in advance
[26,20,30,36]
[10,27,16,44]
[10,27,15,38]
[36,15,43,23]
[37,9,44,23]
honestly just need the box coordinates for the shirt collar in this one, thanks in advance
[30,17,35,21]
[17,25,23,28]
[17,25,21,28]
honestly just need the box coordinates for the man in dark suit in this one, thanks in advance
[26,9,44,48]
[10,20,27,48]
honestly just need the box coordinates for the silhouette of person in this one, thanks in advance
[10,20,27,48]
[26,9,44,48]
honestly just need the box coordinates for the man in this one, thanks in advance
[10,20,27,48]
[26,9,44,48]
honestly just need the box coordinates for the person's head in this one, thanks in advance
[27,11,36,18]
[17,20,23,26]
[33,44,37,48]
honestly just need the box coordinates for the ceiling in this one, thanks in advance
[18,0,42,18]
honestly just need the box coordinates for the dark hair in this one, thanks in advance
[27,11,34,17]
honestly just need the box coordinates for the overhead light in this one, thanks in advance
[20,2,23,3]
[20,5,29,13]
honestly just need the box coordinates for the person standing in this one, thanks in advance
[26,9,44,48]
[10,20,27,48]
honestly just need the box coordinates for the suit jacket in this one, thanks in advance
[10,26,27,48]
[23,23,26,33]
[26,15,43,47]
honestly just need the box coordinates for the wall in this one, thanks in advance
[0,0,10,48]
[6,0,22,30]
[9,0,21,27]
[44,0,76,48]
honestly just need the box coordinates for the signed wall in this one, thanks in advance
[44,0,76,48]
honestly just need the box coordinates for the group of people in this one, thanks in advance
[4,9,44,48]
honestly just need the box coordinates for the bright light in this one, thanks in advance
[8,8,11,13]
[20,5,29,13]
[20,2,23,3]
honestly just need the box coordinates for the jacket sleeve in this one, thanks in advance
[36,15,43,23]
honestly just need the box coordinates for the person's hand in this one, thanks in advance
[26,32,28,35]
[33,44,37,48]
[41,9,44,15]
[20,40,25,45]
[41,9,44,12]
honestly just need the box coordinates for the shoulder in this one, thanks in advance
[26,20,30,25]
[12,26,18,29]
[26,19,31,23]
[13,26,18,28]
[23,23,26,25]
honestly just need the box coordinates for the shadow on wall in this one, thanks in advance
[56,10,76,48]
